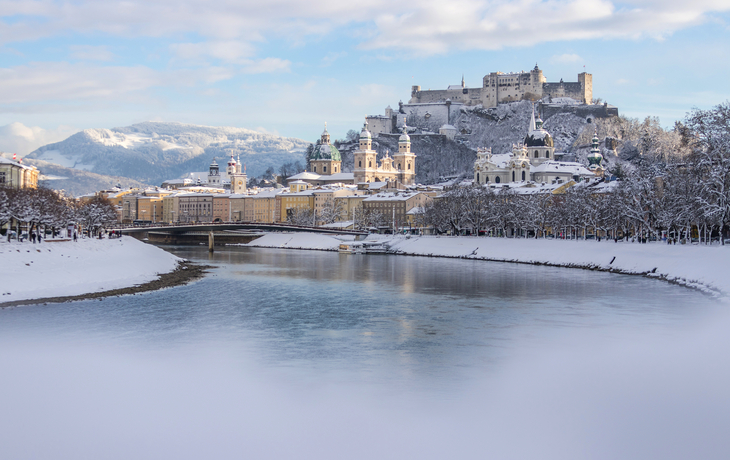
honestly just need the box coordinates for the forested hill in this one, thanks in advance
[26,121,310,187]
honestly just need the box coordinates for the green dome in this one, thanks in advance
[313,143,341,161]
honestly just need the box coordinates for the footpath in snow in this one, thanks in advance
[0,237,181,304]
[247,232,730,299]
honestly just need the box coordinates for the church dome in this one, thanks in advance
[313,142,341,162]
[399,123,410,143]
[360,121,371,140]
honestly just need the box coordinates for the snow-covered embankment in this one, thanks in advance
[247,233,730,298]
[0,237,181,303]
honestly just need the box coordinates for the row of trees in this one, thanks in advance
[417,103,730,243]
[0,186,118,238]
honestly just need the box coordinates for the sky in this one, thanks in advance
[1,0,729,155]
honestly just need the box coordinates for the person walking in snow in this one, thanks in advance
[73,231,77,242]
[31,232,36,244]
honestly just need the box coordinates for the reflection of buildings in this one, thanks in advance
[0,156,39,189]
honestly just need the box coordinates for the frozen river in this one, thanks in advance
[1,246,728,459]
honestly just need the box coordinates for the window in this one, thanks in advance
[512,171,515,182]
[359,161,362,167]
[313,166,317,172]
[408,163,411,170]
[534,150,538,158]
[521,171,526,181]
[369,161,372,167]
[324,166,327,173]
[495,176,500,184]
[476,173,480,183]
[0,172,5,184]
[546,151,550,158]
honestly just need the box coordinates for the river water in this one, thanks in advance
[1,246,728,459]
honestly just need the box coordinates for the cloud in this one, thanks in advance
[321,51,347,67]
[69,45,115,61]
[170,40,256,63]
[0,62,245,106]
[550,53,583,64]
[1,1,728,56]
[240,58,291,74]
[0,122,78,155]
[615,78,633,85]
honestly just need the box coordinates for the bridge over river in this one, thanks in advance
[117,222,366,246]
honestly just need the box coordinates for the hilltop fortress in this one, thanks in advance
[410,64,592,108]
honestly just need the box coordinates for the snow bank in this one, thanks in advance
[246,233,355,251]
[0,237,181,303]
[247,233,730,299]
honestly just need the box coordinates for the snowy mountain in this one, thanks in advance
[26,122,310,186]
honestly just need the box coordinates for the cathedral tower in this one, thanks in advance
[353,120,378,183]
[393,122,416,185]
[229,153,247,194]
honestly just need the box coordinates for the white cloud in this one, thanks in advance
[321,51,347,67]
[170,40,256,63]
[550,53,583,64]
[69,45,115,61]
[616,78,633,85]
[0,122,78,156]
[240,58,291,74]
[1,1,728,56]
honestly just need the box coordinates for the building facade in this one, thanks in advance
[353,122,416,185]
[410,65,592,108]
[0,157,39,189]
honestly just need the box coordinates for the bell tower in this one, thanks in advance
[393,122,416,185]
[230,154,247,194]
[354,120,377,183]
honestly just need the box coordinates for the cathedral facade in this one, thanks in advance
[353,121,416,185]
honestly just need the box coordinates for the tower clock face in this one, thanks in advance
[238,181,243,186]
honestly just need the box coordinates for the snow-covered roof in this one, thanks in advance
[367,181,388,190]
[0,157,36,170]
[531,161,594,176]
[363,191,422,202]
[321,172,354,181]
[288,171,321,181]
[439,124,457,130]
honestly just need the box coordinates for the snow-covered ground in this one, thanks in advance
[246,232,356,251]
[0,237,180,303]
[247,233,730,299]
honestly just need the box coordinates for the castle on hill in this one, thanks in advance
[410,64,592,108]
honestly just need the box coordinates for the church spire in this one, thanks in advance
[461,74,465,87]
[529,104,536,132]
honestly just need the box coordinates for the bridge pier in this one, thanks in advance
[208,231,215,252]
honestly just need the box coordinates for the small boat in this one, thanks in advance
[338,243,365,254]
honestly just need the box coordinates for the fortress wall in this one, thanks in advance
[540,103,618,121]
[543,82,587,103]
[402,103,463,133]
[366,116,392,136]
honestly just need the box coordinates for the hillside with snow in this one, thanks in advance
[26,122,310,186]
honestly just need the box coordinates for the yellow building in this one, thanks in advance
[277,189,315,223]
[137,196,164,223]
[0,157,39,189]
[252,189,280,223]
